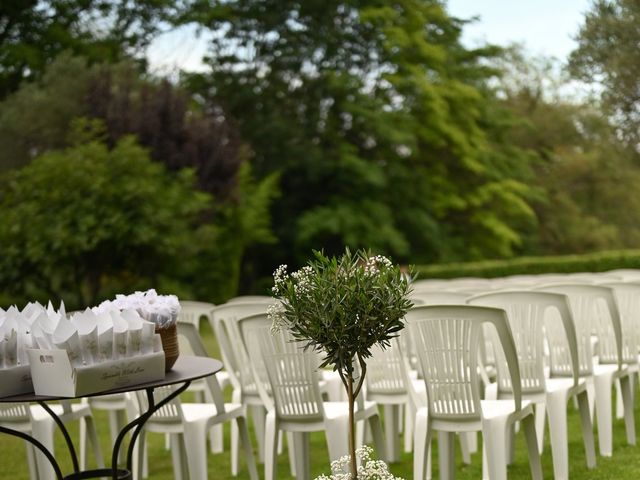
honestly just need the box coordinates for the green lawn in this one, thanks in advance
[2,321,640,479]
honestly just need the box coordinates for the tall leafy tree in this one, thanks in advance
[569,0,640,146]
[0,0,186,98]
[496,47,640,254]
[186,0,538,271]
[0,55,279,302]
[0,127,211,308]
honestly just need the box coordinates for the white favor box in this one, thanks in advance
[0,365,33,398]
[27,349,165,397]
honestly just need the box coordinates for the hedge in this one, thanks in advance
[414,249,640,280]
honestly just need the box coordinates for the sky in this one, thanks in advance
[447,0,593,60]
[146,0,594,74]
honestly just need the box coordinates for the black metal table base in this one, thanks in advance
[0,381,191,480]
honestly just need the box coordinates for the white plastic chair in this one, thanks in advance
[178,301,215,329]
[175,313,231,455]
[406,291,481,459]
[209,301,271,463]
[0,401,104,480]
[406,305,542,480]
[82,393,128,463]
[601,282,640,419]
[536,283,636,456]
[468,290,596,479]
[226,295,274,304]
[365,340,417,461]
[238,313,387,480]
[129,375,258,480]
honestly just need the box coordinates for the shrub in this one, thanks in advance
[414,249,640,280]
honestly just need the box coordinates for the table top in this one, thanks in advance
[0,355,223,403]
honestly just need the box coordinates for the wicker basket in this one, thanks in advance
[156,323,179,372]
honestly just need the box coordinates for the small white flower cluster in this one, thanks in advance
[272,264,314,299]
[266,302,285,333]
[315,445,403,480]
[272,264,288,294]
[291,265,314,297]
[363,255,393,277]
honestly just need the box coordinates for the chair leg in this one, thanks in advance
[534,402,546,453]
[594,372,614,456]
[132,429,146,480]
[576,389,596,469]
[413,409,431,480]
[522,414,543,480]
[236,416,259,480]
[404,401,415,453]
[286,432,296,476]
[264,411,278,480]
[292,432,310,480]
[83,415,104,470]
[481,417,509,480]
[183,422,209,480]
[383,404,401,462]
[438,431,456,480]
[25,442,39,480]
[459,432,471,464]
[616,378,624,419]
[169,433,187,480]
[31,419,56,480]
[79,417,87,470]
[250,405,266,463]
[620,374,636,445]
[210,424,224,454]
[546,390,569,480]
[368,413,388,463]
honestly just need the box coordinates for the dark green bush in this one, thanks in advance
[414,249,640,280]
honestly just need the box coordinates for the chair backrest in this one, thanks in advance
[178,301,215,328]
[209,302,269,394]
[176,322,226,413]
[366,339,408,396]
[0,403,31,423]
[406,305,522,423]
[601,283,640,364]
[409,291,469,305]
[136,385,183,424]
[226,295,273,304]
[405,292,471,368]
[536,284,623,369]
[468,291,580,391]
[238,313,325,422]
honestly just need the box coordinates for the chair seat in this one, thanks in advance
[481,399,533,420]
[546,377,579,394]
[323,400,378,421]
[30,402,93,422]
[180,402,243,423]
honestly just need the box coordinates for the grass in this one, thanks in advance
[3,321,640,479]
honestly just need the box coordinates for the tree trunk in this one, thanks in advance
[347,375,357,479]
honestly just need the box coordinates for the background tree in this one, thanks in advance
[185,0,539,279]
[0,0,187,99]
[0,55,279,304]
[569,0,640,146]
[0,124,211,308]
[495,47,640,254]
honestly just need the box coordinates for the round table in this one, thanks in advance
[0,356,223,480]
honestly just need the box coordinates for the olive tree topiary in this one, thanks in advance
[270,248,412,479]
